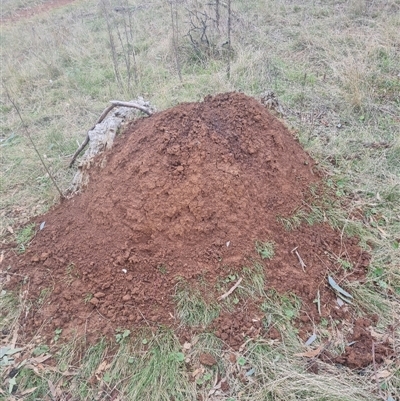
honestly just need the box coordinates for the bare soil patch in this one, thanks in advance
[6,92,389,369]
[1,0,76,23]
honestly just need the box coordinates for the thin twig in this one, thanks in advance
[316,289,321,315]
[68,104,115,168]
[96,308,111,322]
[69,101,152,167]
[218,277,242,301]
[291,246,306,272]
[108,372,136,398]
[109,100,153,115]
[4,85,64,199]
[372,341,383,399]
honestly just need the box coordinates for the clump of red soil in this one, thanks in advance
[6,92,380,368]
[320,317,393,369]
[213,305,264,349]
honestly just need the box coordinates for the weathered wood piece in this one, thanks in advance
[67,97,155,194]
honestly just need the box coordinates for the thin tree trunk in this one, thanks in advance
[216,0,220,30]
[227,0,231,79]
[125,8,139,86]
[101,0,123,89]
[170,1,182,82]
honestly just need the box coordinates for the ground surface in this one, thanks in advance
[0,0,76,22]
[6,92,387,369]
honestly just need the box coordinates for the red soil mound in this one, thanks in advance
[7,92,378,367]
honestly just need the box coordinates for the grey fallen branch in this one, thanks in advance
[217,277,243,301]
[69,100,153,168]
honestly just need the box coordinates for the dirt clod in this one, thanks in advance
[328,318,393,369]
[220,379,230,392]
[199,353,217,367]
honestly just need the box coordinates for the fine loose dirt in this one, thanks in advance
[7,92,389,369]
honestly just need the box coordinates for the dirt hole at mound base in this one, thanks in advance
[6,92,392,369]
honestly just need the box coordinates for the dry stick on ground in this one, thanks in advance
[372,342,384,400]
[4,86,65,199]
[217,277,242,301]
[291,246,307,272]
[316,289,321,315]
[69,101,153,168]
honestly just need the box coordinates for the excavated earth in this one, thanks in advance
[6,92,392,369]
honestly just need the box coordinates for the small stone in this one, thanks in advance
[122,294,131,302]
[40,252,49,261]
[94,292,106,299]
[31,255,39,263]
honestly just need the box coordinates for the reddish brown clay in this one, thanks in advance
[6,93,384,369]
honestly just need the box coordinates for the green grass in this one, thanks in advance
[240,262,266,298]
[255,241,276,260]
[1,326,387,400]
[2,331,196,401]
[174,281,220,327]
[262,290,302,333]
[0,291,22,336]
[16,222,36,253]
[1,0,399,399]
[0,0,49,19]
